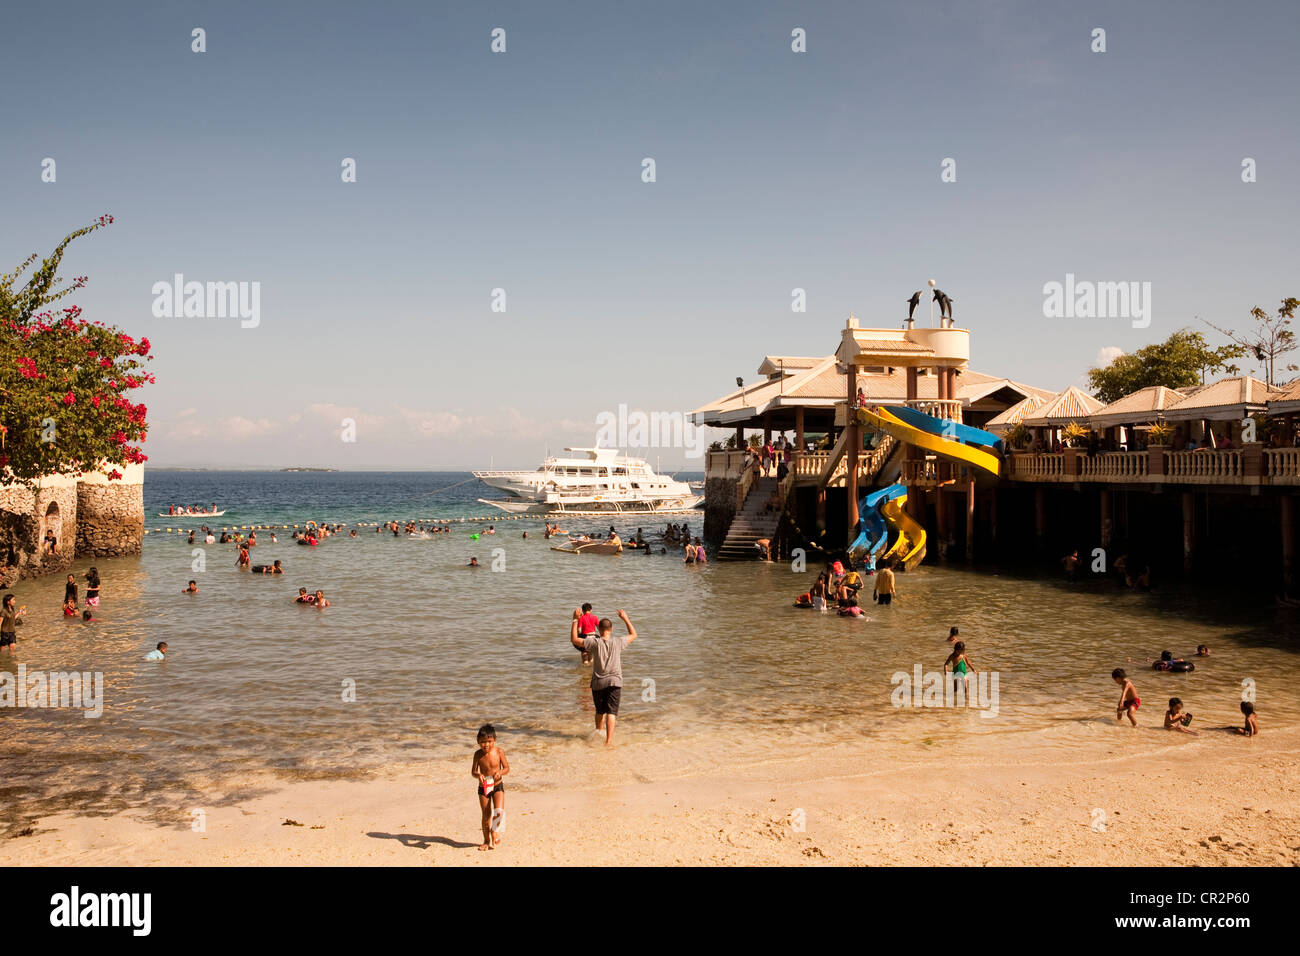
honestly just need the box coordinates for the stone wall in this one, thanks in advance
[76,480,145,557]
[0,477,78,587]
[703,476,738,546]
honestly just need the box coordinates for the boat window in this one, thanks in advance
[613,467,628,475]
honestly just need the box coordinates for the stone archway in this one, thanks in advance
[42,501,62,556]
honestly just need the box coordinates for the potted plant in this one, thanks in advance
[1061,421,1089,448]
[1004,422,1031,450]
[1146,421,1173,446]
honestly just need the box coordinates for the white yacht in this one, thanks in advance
[474,448,703,515]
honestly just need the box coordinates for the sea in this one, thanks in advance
[0,470,1296,828]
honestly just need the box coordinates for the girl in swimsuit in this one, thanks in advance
[944,642,976,696]
[85,568,101,607]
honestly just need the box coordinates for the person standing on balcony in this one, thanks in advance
[762,440,774,476]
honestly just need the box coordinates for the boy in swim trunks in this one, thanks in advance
[471,723,509,849]
[1112,668,1139,726]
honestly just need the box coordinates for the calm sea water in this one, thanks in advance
[1,471,1296,827]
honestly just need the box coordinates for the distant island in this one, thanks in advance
[280,467,338,472]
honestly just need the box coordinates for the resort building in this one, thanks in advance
[692,316,1300,595]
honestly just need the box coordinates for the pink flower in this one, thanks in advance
[62,391,76,405]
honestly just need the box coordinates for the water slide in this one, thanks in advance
[856,406,1001,477]
[849,482,906,556]
[879,494,927,570]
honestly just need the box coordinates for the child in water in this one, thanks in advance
[63,595,78,617]
[1237,701,1258,736]
[183,580,199,594]
[471,723,509,850]
[1163,698,1198,735]
[944,641,977,694]
[1112,668,1140,726]
[145,641,168,661]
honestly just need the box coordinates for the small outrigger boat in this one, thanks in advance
[551,536,623,555]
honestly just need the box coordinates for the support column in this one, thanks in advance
[990,488,999,545]
[965,479,976,561]
[794,406,805,462]
[1282,495,1295,596]
[935,488,949,558]
[763,415,772,447]
[847,364,859,534]
[735,426,744,450]
[1182,490,1195,574]
[1100,488,1112,549]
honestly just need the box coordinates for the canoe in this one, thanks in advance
[551,540,623,555]
[158,510,226,517]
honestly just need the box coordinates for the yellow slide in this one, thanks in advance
[880,494,927,571]
[856,406,1000,477]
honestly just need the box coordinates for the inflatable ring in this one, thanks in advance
[1152,660,1195,673]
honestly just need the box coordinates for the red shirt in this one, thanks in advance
[578,612,599,635]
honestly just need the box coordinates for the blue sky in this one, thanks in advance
[3,0,1297,468]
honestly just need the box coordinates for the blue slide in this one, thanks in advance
[849,482,907,558]
[882,405,1002,451]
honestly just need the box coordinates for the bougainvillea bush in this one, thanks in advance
[0,216,152,485]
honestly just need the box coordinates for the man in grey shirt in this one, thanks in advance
[569,609,638,746]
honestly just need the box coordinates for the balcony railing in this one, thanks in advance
[1266,448,1300,483]
[904,398,963,423]
[1165,449,1243,482]
[1080,451,1149,480]
[1009,453,1064,479]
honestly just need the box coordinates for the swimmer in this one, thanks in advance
[183,580,199,594]
[236,545,251,569]
[1196,644,1210,657]
[63,596,78,617]
[1112,668,1139,726]
[837,597,865,618]
[313,590,330,608]
[294,588,315,604]
[1236,701,1258,736]
[1163,697,1198,735]
[522,531,528,539]
[251,560,283,574]
[946,626,959,644]
[468,557,479,568]
[82,609,98,622]
[145,641,168,661]
[692,538,707,563]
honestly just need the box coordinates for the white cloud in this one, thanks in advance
[1096,346,1124,368]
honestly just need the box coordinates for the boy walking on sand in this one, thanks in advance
[471,723,509,850]
[570,610,637,746]
[1112,668,1140,726]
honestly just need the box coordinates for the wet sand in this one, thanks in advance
[8,726,1297,866]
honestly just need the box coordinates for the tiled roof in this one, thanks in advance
[1023,386,1105,426]
[1163,376,1277,416]
[985,395,1047,430]
[1090,385,1186,422]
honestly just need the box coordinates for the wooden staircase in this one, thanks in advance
[718,476,783,560]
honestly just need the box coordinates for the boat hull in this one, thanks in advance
[477,496,703,516]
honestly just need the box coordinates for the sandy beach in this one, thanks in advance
[8,726,1297,867]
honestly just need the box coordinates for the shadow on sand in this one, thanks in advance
[366,830,479,850]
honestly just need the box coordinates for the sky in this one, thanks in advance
[3,0,1297,469]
